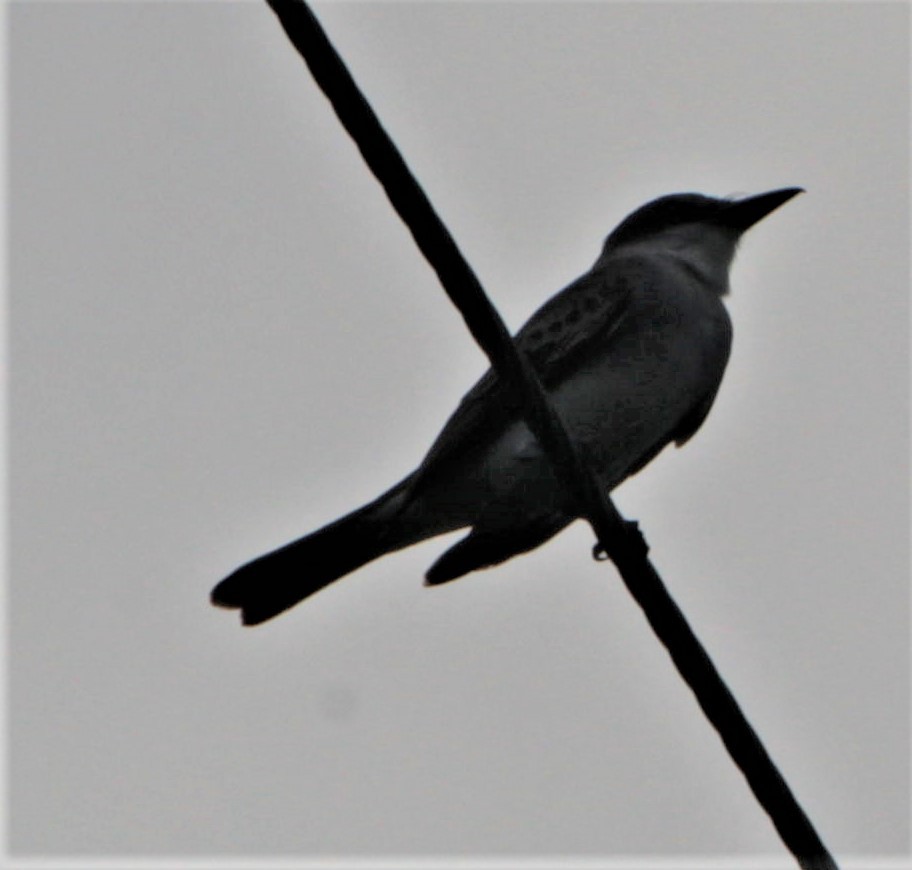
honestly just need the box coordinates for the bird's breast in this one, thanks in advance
[544,285,730,478]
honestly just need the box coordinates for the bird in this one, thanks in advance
[212,187,803,625]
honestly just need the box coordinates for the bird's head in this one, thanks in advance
[600,187,803,292]
[605,188,804,250]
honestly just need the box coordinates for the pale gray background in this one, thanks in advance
[8,0,910,862]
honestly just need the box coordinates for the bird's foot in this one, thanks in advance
[591,519,650,562]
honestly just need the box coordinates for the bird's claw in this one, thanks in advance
[591,519,650,563]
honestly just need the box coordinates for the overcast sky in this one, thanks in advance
[8,1,910,865]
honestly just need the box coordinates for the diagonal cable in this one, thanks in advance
[259,2,837,867]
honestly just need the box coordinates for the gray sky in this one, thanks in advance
[8,0,910,864]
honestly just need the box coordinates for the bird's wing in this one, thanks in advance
[409,256,648,487]
[514,258,637,380]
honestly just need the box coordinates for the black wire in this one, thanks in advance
[260,2,837,866]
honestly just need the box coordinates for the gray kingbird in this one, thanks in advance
[212,187,803,625]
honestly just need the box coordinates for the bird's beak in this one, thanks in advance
[721,187,804,231]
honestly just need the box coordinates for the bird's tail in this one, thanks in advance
[211,476,416,626]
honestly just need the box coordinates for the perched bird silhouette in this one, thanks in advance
[212,187,802,625]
